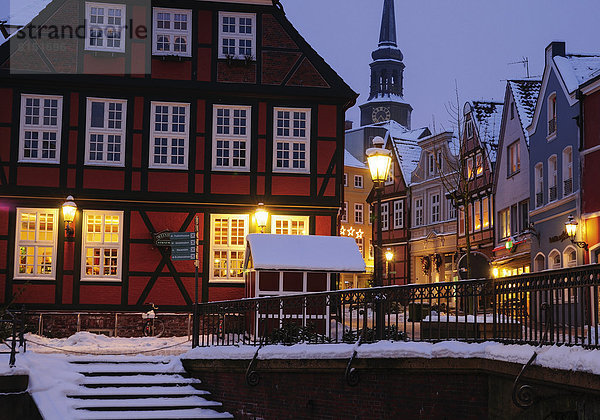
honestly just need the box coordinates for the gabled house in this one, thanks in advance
[0,0,356,331]
[409,131,458,284]
[367,121,430,285]
[492,79,541,277]
[528,42,600,271]
[456,101,503,275]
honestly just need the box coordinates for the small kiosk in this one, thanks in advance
[244,234,366,336]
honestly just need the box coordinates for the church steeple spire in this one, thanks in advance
[359,0,412,128]
[378,0,397,47]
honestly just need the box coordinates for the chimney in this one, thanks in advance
[545,41,566,63]
[345,120,353,130]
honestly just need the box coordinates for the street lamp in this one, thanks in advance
[366,136,392,340]
[255,203,269,233]
[385,248,394,285]
[62,195,77,237]
[565,214,588,250]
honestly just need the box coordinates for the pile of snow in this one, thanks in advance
[183,340,600,376]
[24,332,192,355]
[421,313,511,322]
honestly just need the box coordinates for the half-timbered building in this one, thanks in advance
[0,0,356,330]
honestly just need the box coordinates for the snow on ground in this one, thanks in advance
[183,340,600,376]
[24,331,192,355]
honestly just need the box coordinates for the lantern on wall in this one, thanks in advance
[62,195,77,237]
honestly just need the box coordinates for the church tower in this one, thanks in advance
[359,0,413,128]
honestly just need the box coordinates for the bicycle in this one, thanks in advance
[142,303,165,337]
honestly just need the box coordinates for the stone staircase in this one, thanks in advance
[65,357,232,419]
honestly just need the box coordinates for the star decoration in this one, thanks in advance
[340,226,346,235]
[347,227,355,237]
[355,229,364,239]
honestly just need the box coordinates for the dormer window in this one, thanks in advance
[153,8,192,57]
[465,119,474,139]
[428,153,435,176]
[218,12,256,60]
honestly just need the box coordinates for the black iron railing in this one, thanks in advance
[193,265,600,349]
[0,308,27,366]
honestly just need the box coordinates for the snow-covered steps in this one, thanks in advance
[65,356,232,420]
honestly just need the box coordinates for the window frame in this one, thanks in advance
[272,107,311,174]
[19,94,63,164]
[548,155,558,202]
[218,11,256,60]
[81,210,123,282]
[381,202,389,231]
[414,197,423,227]
[85,97,127,167]
[430,193,440,224]
[393,200,403,229]
[354,203,363,224]
[85,2,126,53]
[271,215,309,235]
[562,146,573,196]
[354,175,363,189]
[149,101,190,170]
[482,196,490,230]
[152,7,192,57]
[212,104,252,172]
[547,92,557,139]
[458,206,465,236]
[14,208,59,280]
[507,140,520,176]
[343,173,348,187]
[210,214,249,283]
[427,153,435,176]
[535,162,544,208]
[341,202,348,223]
[384,164,394,186]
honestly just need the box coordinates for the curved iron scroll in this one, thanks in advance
[512,302,552,408]
[345,328,365,386]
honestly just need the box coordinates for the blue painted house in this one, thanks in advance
[528,42,593,271]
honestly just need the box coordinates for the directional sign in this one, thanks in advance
[170,232,195,240]
[170,232,196,261]
[170,239,195,246]
[172,252,196,261]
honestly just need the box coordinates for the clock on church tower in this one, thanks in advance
[372,106,391,123]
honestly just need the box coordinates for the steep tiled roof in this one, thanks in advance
[471,101,503,163]
[554,55,600,93]
[508,80,541,145]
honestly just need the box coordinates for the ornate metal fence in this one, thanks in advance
[194,265,600,349]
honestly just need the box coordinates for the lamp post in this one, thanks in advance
[62,195,77,237]
[565,214,588,251]
[366,136,392,340]
[255,203,269,233]
[385,248,394,285]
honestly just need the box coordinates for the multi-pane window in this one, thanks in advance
[153,8,192,57]
[368,205,373,225]
[355,237,364,257]
[482,196,490,229]
[385,165,394,185]
[562,147,573,195]
[213,105,251,171]
[466,157,474,179]
[354,204,363,224]
[548,155,557,202]
[499,208,510,239]
[19,95,62,163]
[218,12,256,60]
[476,153,483,177]
[458,206,465,236]
[341,202,348,223]
[85,98,127,166]
[82,211,122,281]
[14,209,58,279]
[508,140,520,175]
[519,200,529,232]
[211,214,248,282]
[343,173,348,187]
[431,193,440,223]
[447,199,456,220]
[381,203,389,231]
[150,102,189,169]
[474,199,481,231]
[273,108,310,173]
[393,200,403,229]
[535,163,544,207]
[272,216,309,235]
[428,153,435,176]
[414,198,423,227]
[548,93,557,137]
[465,119,474,139]
[85,2,126,52]
[354,175,363,189]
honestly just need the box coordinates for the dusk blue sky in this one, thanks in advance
[282,0,598,132]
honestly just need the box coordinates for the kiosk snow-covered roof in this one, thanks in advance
[244,234,366,272]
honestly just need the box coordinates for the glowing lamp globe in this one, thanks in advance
[366,136,392,184]
[565,214,578,239]
[62,195,77,223]
[255,203,269,233]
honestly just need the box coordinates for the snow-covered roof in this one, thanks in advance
[508,80,541,145]
[362,92,411,105]
[0,0,53,45]
[554,55,600,93]
[245,234,366,273]
[344,149,366,169]
[471,101,503,163]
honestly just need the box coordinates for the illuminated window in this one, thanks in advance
[499,208,510,239]
[218,12,256,60]
[473,199,481,231]
[85,2,126,53]
[273,108,310,173]
[466,157,474,179]
[153,8,192,57]
[81,211,123,281]
[272,215,309,236]
[19,94,63,164]
[150,102,190,169]
[210,214,249,283]
[508,140,520,175]
[482,196,490,229]
[212,105,251,171]
[85,98,127,166]
[476,153,483,177]
[14,209,58,280]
